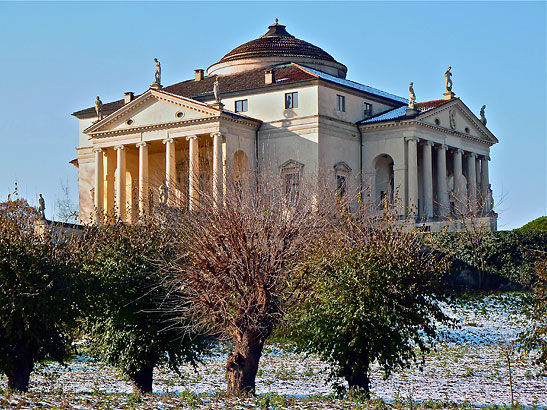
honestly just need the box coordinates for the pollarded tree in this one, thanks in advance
[80,215,210,394]
[165,171,324,394]
[0,197,83,392]
[291,203,451,398]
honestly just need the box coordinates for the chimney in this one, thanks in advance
[265,69,274,85]
[124,92,134,104]
[195,69,204,81]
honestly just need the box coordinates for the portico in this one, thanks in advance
[82,89,260,221]
[360,97,497,229]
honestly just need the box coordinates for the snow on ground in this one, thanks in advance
[0,292,546,409]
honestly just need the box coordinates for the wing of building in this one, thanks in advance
[72,20,497,231]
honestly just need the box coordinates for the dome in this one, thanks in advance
[207,20,347,79]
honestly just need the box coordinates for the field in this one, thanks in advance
[0,293,545,409]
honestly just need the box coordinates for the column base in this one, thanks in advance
[443,91,456,100]
[150,82,162,90]
[212,102,225,110]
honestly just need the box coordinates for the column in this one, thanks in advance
[187,135,199,211]
[163,138,176,205]
[475,156,481,203]
[453,148,463,213]
[136,142,149,215]
[467,153,477,213]
[406,137,419,216]
[114,145,126,220]
[481,156,490,213]
[93,148,104,219]
[105,149,116,215]
[212,132,223,207]
[422,141,434,219]
[436,144,449,217]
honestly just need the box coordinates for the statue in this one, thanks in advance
[95,96,103,121]
[213,77,221,103]
[444,66,453,92]
[159,182,168,206]
[487,184,494,214]
[38,194,46,220]
[480,105,487,126]
[154,58,161,85]
[449,108,456,130]
[408,82,416,108]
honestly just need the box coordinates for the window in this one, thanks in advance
[284,172,300,203]
[333,161,351,198]
[285,92,298,109]
[364,102,372,117]
[336,174,347,197]
[280,159,304,204]
[336,95,346,112]
[235,99,248,113]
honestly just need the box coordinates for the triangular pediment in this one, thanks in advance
[83,89,221,136]
[417,99,498,144]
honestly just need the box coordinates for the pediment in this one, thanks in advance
[84,89,221,136]
[417,99,498,144]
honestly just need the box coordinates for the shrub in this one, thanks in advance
[0,197,83,392]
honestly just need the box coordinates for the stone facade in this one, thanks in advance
[72,21,497,231]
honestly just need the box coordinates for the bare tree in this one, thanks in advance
[162,169,329,394]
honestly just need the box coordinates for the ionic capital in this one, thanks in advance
[211,132,223,139]
[437,143,448,151]
[186,135,198,142]
[470,152,478,158]
[162,138,174,145]
[136,142,148,148]
[405,136,419,142]
[425,140,434,146]
[114,145,125,151]
[455,148,464,154]
[92,147,103,153]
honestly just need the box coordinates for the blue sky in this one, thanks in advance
[0,1,545,229]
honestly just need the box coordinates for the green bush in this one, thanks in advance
[0,197,84,392]
[80,216,210,394]
[434,230,547,286]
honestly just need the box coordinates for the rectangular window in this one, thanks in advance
[364,102,372,117]
[285,92,298,109]
[336,174,346,197]
[336,95,346,112]
[284,172,300,203]
[235,99,248,113]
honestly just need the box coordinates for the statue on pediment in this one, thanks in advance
[408,82,416,108]
[480,105,487,126]
[213,77,221,103]
[154,58,161,86]
[38,194,46,220]
[95,96,103,121]
[444,66,453,92]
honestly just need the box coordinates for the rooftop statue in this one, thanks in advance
[154,58,161,86]
[95,96,103,121]
[480,105,487,126]
[444,66,453,92]
[38,194,46,220]
[213,77,221,103]
[408,82,416,108]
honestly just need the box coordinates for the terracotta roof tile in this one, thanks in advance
[72,64,316,118]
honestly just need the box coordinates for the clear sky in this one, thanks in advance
[0,1,545,229]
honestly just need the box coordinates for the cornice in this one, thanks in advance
[358,118,494,147]
[88,114,260,139]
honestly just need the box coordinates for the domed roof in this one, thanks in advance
[219,20,337,64]
[207,20,347,79]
